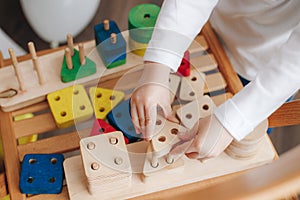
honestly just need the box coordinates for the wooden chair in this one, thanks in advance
[0,22,299,200]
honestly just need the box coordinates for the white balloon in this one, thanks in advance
[20,0,101,44]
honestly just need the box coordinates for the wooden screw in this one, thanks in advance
[103,19,110,31]
[8,48,25,91]
[109,137,118,145]
[151,155,159,168]
[67,34,74,56]
[0,51,4,68]
[91,162,100,170]
[78,43,86,66]
[166,154,174,164]
[114,157,123,165]
[33,56,46,85]
[87,142,96,150]
[65,48,73,70]
[110,33,117,44]
[28,42,37,58]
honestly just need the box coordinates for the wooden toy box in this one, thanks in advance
[0,23,280,200]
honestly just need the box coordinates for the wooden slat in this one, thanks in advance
[164,144,300,200]
[0,173,7,198]
[12,101,49,117]
[211,92,233,106]
[204,72,227,93]
[0,110,25,200]
[14,112,57,138]
[201,23,243,94]
[18,131,81,161]
[269,100,300,128]
[27,186,69,200]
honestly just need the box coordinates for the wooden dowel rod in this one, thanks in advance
[27,41,37,58]
[78,43,86,66]
[65,48,73,70]
[33,56,46,85]
[111,33,117,44]
[67,34,74,56]
[8,48,25,91]
[0,51,4,68]
[104,19,110,31]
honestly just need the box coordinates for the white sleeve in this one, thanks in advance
[214,24,300,141]
[144,0,219,71]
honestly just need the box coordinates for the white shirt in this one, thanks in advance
[144,0,300,140]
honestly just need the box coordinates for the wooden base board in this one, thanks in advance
[0,33,207,112]
[64,135,275,200]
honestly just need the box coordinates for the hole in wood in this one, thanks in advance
[60,111,67,117]
[171,128,179,135]
[73,90,79,95]
[144,14,150,19]
[54,96,60,101]
[27,177,34,183]
[158,136,166,142]
[189,91,195,96]
[99,107,105,112]
[156,119,162,125]
[191,77,197,81]
[96,93,102,98]
[50,158,57,164]
[116,112,122,118]
[48,177,56,183]
[109,95,116,100]
[202,104,209,110]
[29,159,36,164]
[185,113,192,119]
[80,105,86,110]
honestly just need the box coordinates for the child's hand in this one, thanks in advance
[130,62,177,141]
[170,114,233,162]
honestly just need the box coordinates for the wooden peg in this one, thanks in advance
[78,43,86,66]
[103,19,110,31]
[27,41,37,58]
[110,33,117,44]
[33,56,46,85]
[8,48,25,91]
[65,48,73,70]
[67,34,74,56]
[0,51,4,68]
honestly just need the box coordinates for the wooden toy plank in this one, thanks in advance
[0,32,208,112]
[12,101,49,117]
[14,112,56,138]
[17,131,82,161]
[169,74,181,102]
[143,143,185,177]
[26,186,69,200]
[204,72,227,93]
[64,135,275,200]
[189,35,208,56]
[211,92,233,106]
[190,54,218,72]
[176,95,216,129]
[179,70,205,101]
